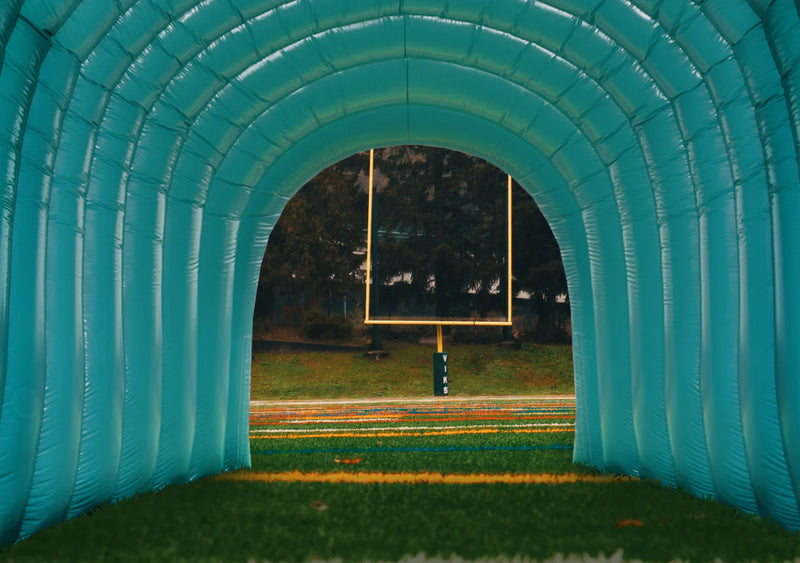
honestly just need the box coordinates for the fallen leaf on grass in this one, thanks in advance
[334,458,362,464]
[310,501,328,511]
[615,518,644,528]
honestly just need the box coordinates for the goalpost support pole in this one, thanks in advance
[433,324,448,396]
[364,152,515,394]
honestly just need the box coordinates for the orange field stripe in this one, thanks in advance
[250,415,575,426]
[250,408,577,418]
[251,408,576,414]
[250,427,572,439]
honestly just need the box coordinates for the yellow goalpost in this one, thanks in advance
[363,148,514,394]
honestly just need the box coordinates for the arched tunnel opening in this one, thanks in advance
[251,146,571,389]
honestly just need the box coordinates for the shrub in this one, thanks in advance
[451,325,503,344]
[252,316,271,338]
[280,304,304,326]
[301,311,353,339]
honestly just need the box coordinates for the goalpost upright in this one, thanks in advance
[363,149,514,395]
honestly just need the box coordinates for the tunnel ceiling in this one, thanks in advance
[1,0,800,543]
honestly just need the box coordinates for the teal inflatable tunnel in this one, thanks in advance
[2,0,800,543]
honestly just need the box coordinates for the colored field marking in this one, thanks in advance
[250,411,574,421]
[215,470,633,485]
[251,427,573,440]
[250,415,575,425]
[250,397,576,442]
[253,402,575,409]
[251,410,574,416]
[251,422,575,434]
[251,403,575,413]
[250,395,576,407]
[250,405,575,414]
[250,399,575,420]
[252,444,574,456]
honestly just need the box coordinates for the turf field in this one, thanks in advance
[4,396,800,562]
[249,342,575,399]
[246,396,580,477]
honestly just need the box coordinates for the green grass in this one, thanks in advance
[4,435,800,562]
[250,432,579,475]
[4,350,800,562]
[4,479,800,563]
[250,342,574,400]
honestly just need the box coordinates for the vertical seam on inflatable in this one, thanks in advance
[696,10,760,512]
[753,0,800,519]
[0,17,51,542]
[550,0,718,494]
[22,44,85,536]
[726,17,796,522]
[0,4,23,420]
[0,23,52,548]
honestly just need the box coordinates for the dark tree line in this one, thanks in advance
[257,146,569,342]
[256,152,369,320]
[372,147,507,320]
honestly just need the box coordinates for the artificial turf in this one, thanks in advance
[2,477,800,562]
[4,399,800,562]
[249,432,580,475]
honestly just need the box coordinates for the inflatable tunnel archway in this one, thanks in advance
[2,0,800,542]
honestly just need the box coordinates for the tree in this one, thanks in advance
[259,152,368,319]
[372,146,568,341]
[372,146,508,320]
[257,146,569,343]
[512,185,569,342]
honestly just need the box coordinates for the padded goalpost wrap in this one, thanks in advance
[0,0,800,543]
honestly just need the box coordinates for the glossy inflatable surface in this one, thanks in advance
[1,0,800,542]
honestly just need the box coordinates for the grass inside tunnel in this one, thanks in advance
[2,398,800,562]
